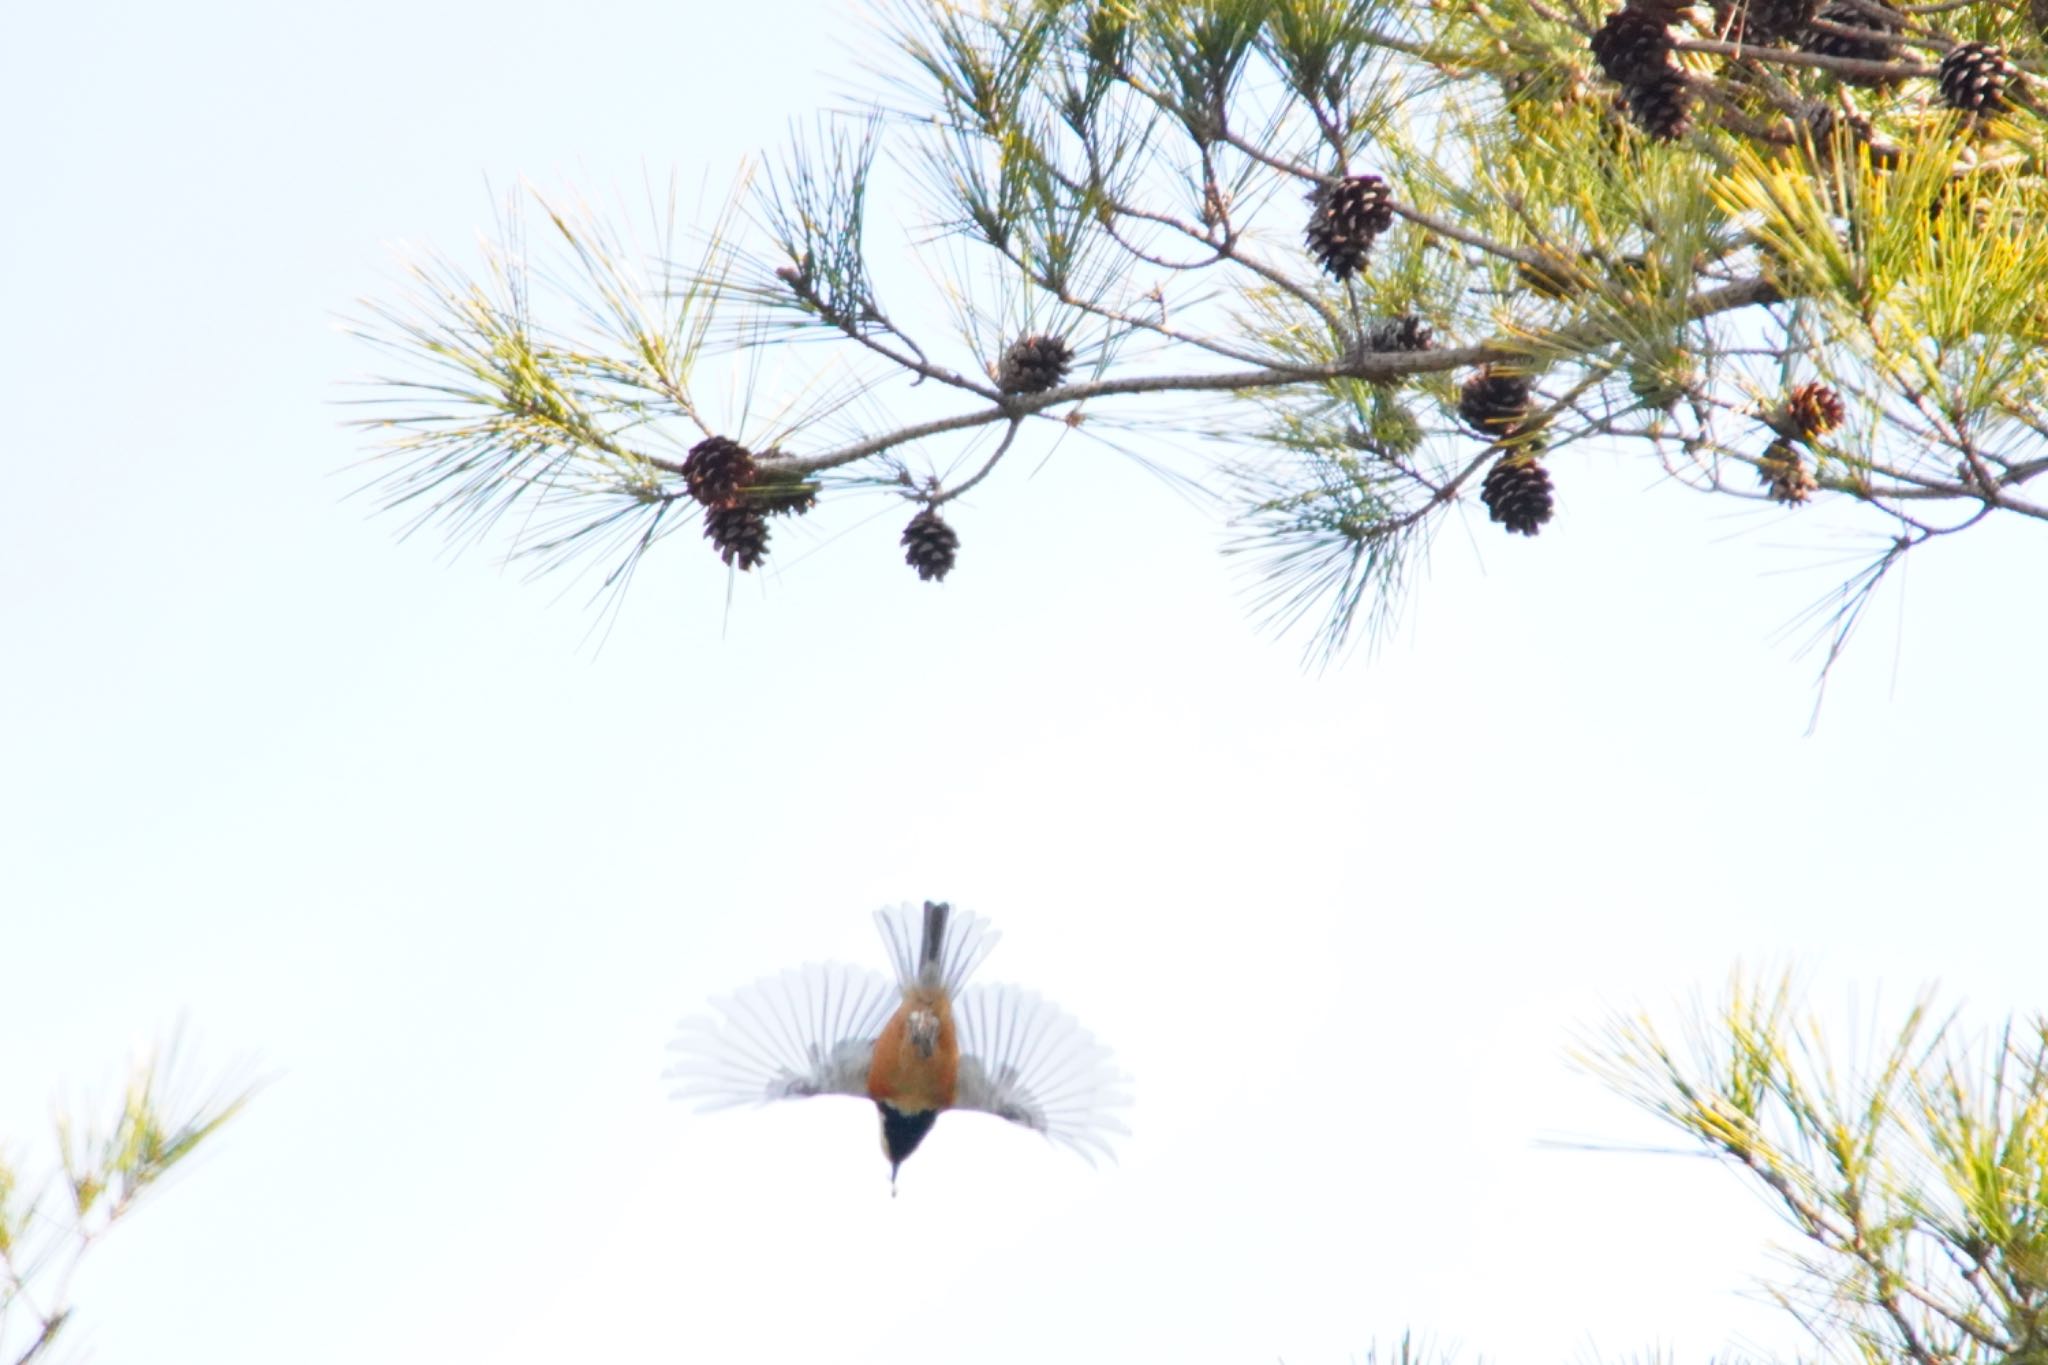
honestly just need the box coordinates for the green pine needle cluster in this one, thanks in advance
[1585,973,2048,1365]
[1,1047,251,1365]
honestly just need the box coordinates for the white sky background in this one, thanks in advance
[2,2,2044,1363]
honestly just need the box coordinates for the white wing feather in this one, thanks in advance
[665,962,894,1107]
[952,982,1130,1163]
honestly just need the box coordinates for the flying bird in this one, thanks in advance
[667,900,1128,1188]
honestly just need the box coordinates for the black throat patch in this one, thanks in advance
[879,1103,939,1169]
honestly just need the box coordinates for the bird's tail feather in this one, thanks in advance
[875,900,997,994]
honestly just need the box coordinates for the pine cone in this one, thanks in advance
[900,508,960,582]
[1758,440,1818,503]
[1518,249,1596,299]
[1724,0,1819,43]
[1591,8,1675,85]
[683,436,757,506]
[1624,72,1692,139]
[1783,381,1845,438]
[1458,368,1535,438]
[1805,104,1877,158]
[1801,4,1899,83]
[1480,454,1556,535]
[1304,174,1397,280]
[1938,42,2015,112]
[704,502,770,570]
[1361,315,1435,353]
[998,334,1074,395]
[741,479,821,517]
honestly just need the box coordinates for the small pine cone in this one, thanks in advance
[1805,104,1877,158]
[703,501,770,570]
[1783,381,1845,437]
[1361,315,1435,353]
[1624,72,1693,139]
[742,479,821,517]
[998,334,1074,395]
[1480,454,1556,535]
[1757,440,1818,503]
[1518,249,1596,299]
[900,508,960,582]
[1727,0,1819,43]
[683,436,757,506]
[1458,368,1535,438]
[1709,0,1810,41]
[1304,174,1397,281]
[1938,43,2016,113]
[1591,9,1675,85]
[1801,4,1899,82]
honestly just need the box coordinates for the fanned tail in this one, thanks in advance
[874,900,997,994]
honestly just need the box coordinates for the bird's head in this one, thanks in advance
[877,1102,938,1191]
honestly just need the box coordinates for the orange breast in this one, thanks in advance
[867,990,959,1112]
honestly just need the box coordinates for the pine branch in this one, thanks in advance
[2,1045,251,1365]
[348,0,2047,676]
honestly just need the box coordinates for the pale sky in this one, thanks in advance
[3,3,2044,1365]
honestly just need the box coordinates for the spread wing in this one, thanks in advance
[952,982,1129,1163]
[665,962,894,1107]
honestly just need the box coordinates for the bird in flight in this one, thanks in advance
[667,900,1128,1188]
